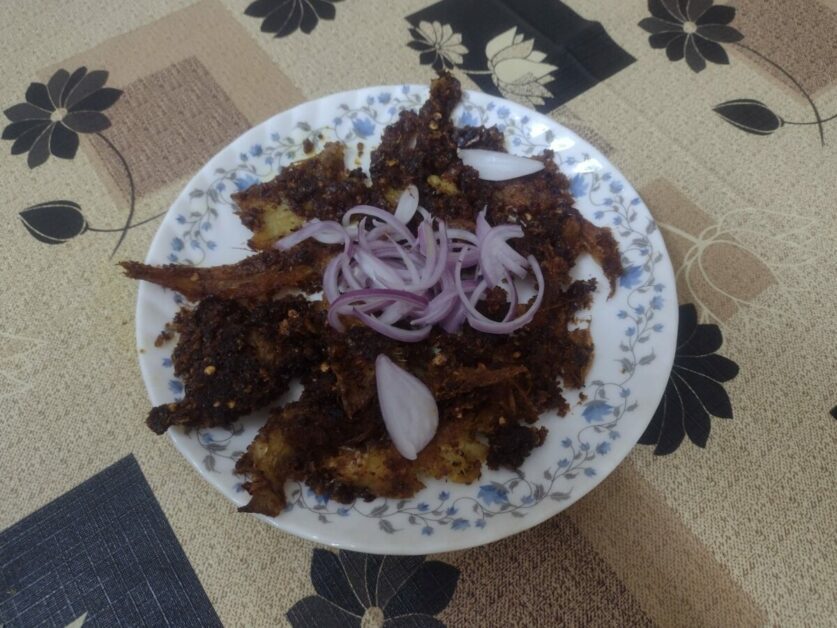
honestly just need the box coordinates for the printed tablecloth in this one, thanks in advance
[1,1,834,626]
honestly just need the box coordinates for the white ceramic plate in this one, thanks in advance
[135,85,677,554]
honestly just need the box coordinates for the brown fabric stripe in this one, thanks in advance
[438,515,655,627]
[567,461,767,627]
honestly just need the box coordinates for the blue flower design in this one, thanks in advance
[401,85,410,94]
[366,96,375,105]
[570,174,588,198]
[189,239,200,250]
[168,379,183,394]
[626,327,636,337]
[162,357,172,367]
[561,438,572,448]
[439,491,449,500]
[451,518,470,530]
[239,152,248,162]
[417,502,429,512]
[458,110,479,127]
[176,214,186,224]
[497,106,510,119]
[206,241,217,250]
[617,310,628,319]
[521,495,534,505]
[653,323,664,332]
[167,253,178,263]
[352,116,375,138]
[609,430,621,440]
[445,506,458,516]
[609,180,624,194]
[582,400,613,423]
[475,519,486,528]
[422,526,434,535]
[594,210,605,220]
[654,283,665,292]
[234,173,259,191]
[170,237,184,251]
[216,182,226,192]
[651,295,664,310]
[596,442,611,455]
[558,458,569,468]
[521,115,530,124]
[337,507,350,517]
[620,388,631,398]
[333,116,342,126]
[478,484,509,506]
[271,132,280,142]
[620,265,643,289]
[612,215,622,225]
[250,144,263,157]
[631,197,641,205]
[584,468,596,477]
[378,92,391,104]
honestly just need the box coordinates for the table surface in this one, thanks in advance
[1,1,835,626]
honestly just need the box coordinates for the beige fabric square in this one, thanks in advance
[91,57,249,201]
[734,0,837,97]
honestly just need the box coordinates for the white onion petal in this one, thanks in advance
[394,184,419,224]
[375,354,439,460]
[459,148,545,181]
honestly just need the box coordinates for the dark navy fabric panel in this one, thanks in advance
[0,455,221,627]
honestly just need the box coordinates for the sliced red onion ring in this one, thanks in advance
[376,354,438,459]
[275,219,350,252]
[459,149,545,181]
[277,188,545,340]
[343,205,415,244]
[454,253,545,334]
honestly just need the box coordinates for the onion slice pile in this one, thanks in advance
[275,189,545,341]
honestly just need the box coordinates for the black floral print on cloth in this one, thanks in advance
[639,0,742,73]
[640,304,739,455]
[638,0,837,144]
[3,67,164,256]
[406,0,634,112]
[245,0,343,38]
[2,67,121,168]
[287,549,459,627]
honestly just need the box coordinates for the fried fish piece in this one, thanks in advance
[236,371,383,515]
[146,296,325,434]
[369,71,492,221]
[233,142,370,250]
[120,241,334,301]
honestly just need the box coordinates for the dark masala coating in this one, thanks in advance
[124,71,623,516]
[147,296,325,434]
